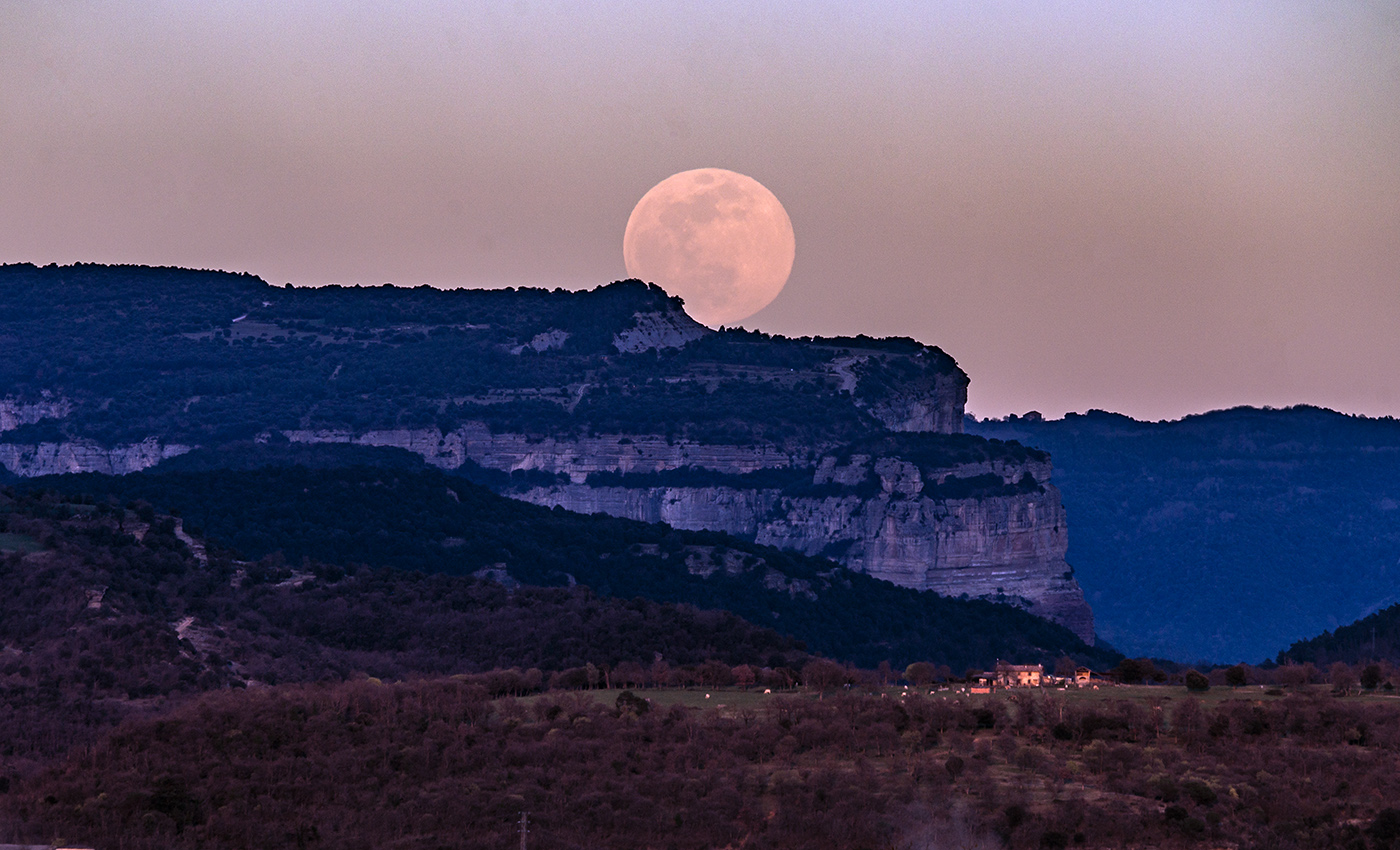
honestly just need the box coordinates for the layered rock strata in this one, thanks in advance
[0,397,72,433]
[275,425,1095,643]
[283,425,802,481]
[516,477,1093,643]
[0,416,1094,642]
[0,418,1094,643]
[0,267,1092,643]
[0,438,191,477]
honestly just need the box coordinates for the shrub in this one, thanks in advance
[905,661,937,686]
[615,690,650,715]
[1182,779,1217,807]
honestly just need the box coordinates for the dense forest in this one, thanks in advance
[1281,603,1400,667]
[0,488,815,767]
[7,678,1400,849]
[971,407,1400,663]
[0,263,962,447]
[19,457,1118,672]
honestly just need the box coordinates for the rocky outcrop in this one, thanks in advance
[0,439,191,477]
[0,397,72,433]
[289,426,1054,490]
[520,485,783,538]
[284,424,800,481]
[279,422,1095,642]
[612,309,710,353]
[518,480,1094,643]
[762,488,1093,641]
[510,329,570,354]
[838,352,969,434]
[813,454,1054,491]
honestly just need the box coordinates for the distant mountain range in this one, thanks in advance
[971,407,1400,662]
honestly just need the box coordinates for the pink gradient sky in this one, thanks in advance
[2,2,1397,420]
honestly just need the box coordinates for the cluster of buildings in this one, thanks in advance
[967,662,1095,693]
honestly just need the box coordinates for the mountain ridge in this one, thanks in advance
[1,262,1093,639]
[22,453,1115,672]
[970,404,1400,662]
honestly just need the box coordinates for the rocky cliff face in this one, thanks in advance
[0,266,1093,645]
[0,438,191,477]
[0,404,1092,644]
[516,479,1093,643]
[845,355,968,434]
[764,487,1092,641]
[277,423,1093,642]
[0,396,190,477]
[0,397,72,433]
[611,309,710,353]
[283,424,803,481]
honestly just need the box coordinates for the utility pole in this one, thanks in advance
[518,811,529,850]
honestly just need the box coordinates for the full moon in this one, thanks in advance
[623,168,795,327]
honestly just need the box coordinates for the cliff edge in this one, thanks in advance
[0,263,1092,641]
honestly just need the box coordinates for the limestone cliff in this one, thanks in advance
[0,264,1094,645]
[611,309,710,353]
[277,423,1093,642]
[759,488,1092,641]
[843,353,969,433]
[0,397,72,433]
[515,477,1092,643]
[282,424,802,481]
[0,438,191,477]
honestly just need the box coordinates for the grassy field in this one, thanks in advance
[536,681,1400,717]
[523,686,784,712]
[0,532,44,553]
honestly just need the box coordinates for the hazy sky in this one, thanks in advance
[3,2,1397,420]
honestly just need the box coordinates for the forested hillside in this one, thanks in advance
[5,483,1400,850]
[25,451,1118,672]
[9,677,1400,850]
[0,488,811,765]
[1,263,1093,646]
[970,406,1400,662]
[0,263,960,447]
[1281,603,1400,667]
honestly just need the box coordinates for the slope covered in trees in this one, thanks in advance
[8,678,1400,850]
[0,262,962,448]
[1280,603,1400,667]
[26,454,1118,673]
[970,406,1400,662]
[0,488,807,767]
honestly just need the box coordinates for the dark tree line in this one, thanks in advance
[1281,602,1400,667]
